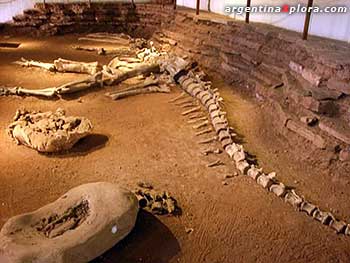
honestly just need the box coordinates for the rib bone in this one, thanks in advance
[108,85,170,100]
[198,136,217,144]
[182,106,201,116]
[193,120,209,130]
[207,159,224,168]
[195,128,213,136]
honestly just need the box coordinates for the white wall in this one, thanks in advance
[177,0,350,42]
[0,0,35,22]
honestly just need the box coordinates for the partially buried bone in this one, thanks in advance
[193,120,209,130]
[207,159,224,168]
[182,106,201,116]
[107,85,170,100]
[195,128,213,136]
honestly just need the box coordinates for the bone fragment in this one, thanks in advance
[187,117,208,124]
[198,136,217,144]
[193,120,209,130]
[207,159,224,168]
[202,148,222,156]
[182,106,201,116]
[195,128,213,136]
[169,92,187,103]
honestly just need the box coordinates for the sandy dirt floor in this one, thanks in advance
[1,34,350,263]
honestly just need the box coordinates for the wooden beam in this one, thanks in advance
[302,0,314,40]
[196,0,200,15]
[174,0,177,10]
[245,0,251,23]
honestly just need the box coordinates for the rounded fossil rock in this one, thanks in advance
[7,108,93,153]
[0,182,139,263]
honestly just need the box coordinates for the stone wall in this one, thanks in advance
[156,11,350,159]
[5,2,174,37]
[2,3,350,159]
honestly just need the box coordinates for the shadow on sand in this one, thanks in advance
[44,133,109,158]
[91,210,181,263]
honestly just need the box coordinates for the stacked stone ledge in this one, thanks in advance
[7,2,174,36]
[156,12,350,156]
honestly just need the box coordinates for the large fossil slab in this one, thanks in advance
[7,109,93,153]
[0,182,139,263]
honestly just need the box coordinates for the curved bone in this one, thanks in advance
[107,77,159,97]
[207,159,224,168]
[182,106,201,116]
[195,128,213,136]
[108,85,170,100]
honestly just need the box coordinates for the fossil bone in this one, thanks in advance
[104,63,160,86]
[195,128,213,136]
[15,57,101,75]
[269,183,287,197]
[182,106,201,116]
[106,77,159,97]
[107,85,170,100]
[202,148,222,156]
[54,58,101,75]
[207,159,224,168]
[187,117,208,124]
[169,92,187,103]
[193,120,209,130]
[0,72,103,98]
[181,102,198,109]
[284,190,303,209]
[189,113,205,119]
[14,57,55,71]
[236,160,250,175]
[174,98,194,106]
[198,136,217,144]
